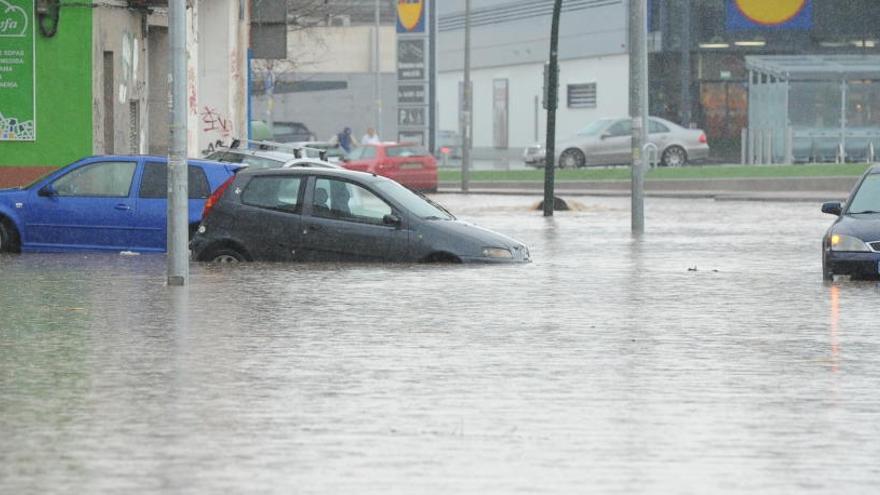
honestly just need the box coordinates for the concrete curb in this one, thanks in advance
[437,176,857,203]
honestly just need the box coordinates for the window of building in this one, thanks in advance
[567,83,597,109]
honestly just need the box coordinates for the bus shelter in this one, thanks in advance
[745,55,880,164]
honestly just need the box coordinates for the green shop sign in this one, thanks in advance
[0,0,35,141]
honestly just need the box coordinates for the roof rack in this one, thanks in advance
[232,138,328,162]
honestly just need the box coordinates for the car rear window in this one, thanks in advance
[386,146,427,158]
[241,176,304,213]
[140,162,212,199]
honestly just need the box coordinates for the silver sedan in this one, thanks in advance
[523,117,710,168]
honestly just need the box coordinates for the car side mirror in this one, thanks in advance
[38,184,57,197]
[383,213,401,227]
[821,201,843,216]
[600,132,611,140]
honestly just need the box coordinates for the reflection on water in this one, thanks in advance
[2,195,879,494]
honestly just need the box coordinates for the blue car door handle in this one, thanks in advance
[115,204,131,211]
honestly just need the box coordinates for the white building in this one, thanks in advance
[437,0,629,160]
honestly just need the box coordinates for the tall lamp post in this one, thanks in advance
[167,0,188,286]
[461,0,472,193]
[542,0,563,217]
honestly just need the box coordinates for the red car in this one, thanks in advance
[342,143,438,192]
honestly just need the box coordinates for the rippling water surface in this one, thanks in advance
[2,194,879,494]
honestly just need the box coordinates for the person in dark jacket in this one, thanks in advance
[337,127,354,153]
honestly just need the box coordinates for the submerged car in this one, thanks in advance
[523,117,709,168]
[342,143,438,192]
[191,167,529,263]
[822,165,880,280]
[0,155,241,253]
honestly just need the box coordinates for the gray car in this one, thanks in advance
[191,167,530,263]
[523,117,710,168]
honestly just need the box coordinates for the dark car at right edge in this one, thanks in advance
[822,165,880,281]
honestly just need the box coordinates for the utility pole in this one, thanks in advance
[542,0,563,217]
[680,0,692,127]
[629,0,648,234]
[374,0,383,136]
[461,0,472,193]
[167,0,188,286]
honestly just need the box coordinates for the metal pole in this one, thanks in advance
[679,0,691,127]
[461,0,472,192]
[542,0,563,217]
[630,0,647,234]
[428,0,437,154]
[167,0,188,286]
[374,0,382,137]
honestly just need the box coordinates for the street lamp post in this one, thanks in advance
[167,0,188,286]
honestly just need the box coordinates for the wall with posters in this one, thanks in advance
[0,0,92,171]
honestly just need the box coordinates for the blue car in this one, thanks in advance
[0,155,241,253]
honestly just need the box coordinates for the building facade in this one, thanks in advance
[0,0,249,187]
[436,0,880,162]
[437,0,630,161]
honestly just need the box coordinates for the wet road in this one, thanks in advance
[2,194,879,494]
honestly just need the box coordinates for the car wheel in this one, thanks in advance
[559,148,586,169]
[661,146,688,167]
[822,252,833,281]
[205,247,247,263]
[0,218,21,253]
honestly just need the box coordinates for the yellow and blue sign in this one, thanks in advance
[397,0,426,34]
[727,0,812,31]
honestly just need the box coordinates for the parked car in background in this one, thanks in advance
[205,148,341,170]
[0,156,241,253]
[436,130,462,159]
[523,117,709,168]
[342,143,438,192]
[271,121,316,142]
[191,167,529,263]
[821,165,880,281]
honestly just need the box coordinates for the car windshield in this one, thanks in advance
[373,180,454,220]
[576,119,613,136]
[847,174,880,214]
[386,146,428,158]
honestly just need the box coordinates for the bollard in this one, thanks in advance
[869,142,875,164]
[755,131,763,165]
[785,127,794,165]
[766,130,773,165]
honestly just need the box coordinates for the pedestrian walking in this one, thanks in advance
[336,127,355,154]
[361,127,380,145]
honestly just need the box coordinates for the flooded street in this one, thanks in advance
[1,194,879,494]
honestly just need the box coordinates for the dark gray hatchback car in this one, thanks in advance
[191,168,530,263]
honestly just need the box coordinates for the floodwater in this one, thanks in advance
[2,194,879,494]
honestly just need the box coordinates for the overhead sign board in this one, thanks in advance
[0,0,36,141]
[397,38,426,80]
[727,0,812,31]
[396,0,426,34]
[396,0,430,146]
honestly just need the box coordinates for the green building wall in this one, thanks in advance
[1,1,92,169]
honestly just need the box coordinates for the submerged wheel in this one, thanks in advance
[0,218,21,253]
[661,146,688,167]
[559,148,586,169]
[205,247,247,263]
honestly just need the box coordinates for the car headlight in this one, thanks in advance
[830,234,870,252]
[482,247,513,258]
